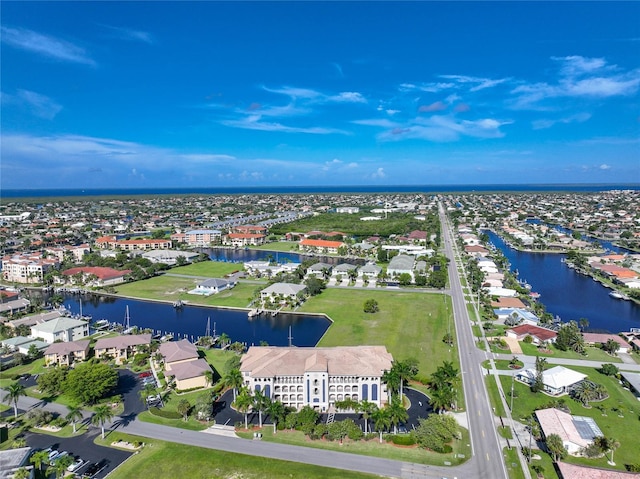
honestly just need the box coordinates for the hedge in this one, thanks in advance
[149,407,181,419]
[390,435,417,446]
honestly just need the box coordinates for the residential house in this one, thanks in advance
[386,254,415,280]
[44,340,90,367]
[240,345,393,411]
[305,262,332,279]
[61,266,131,286]
[556,462,640,479]
[188,278,236,296]
[260,283,306,305]
[0,298,31,315]
[141,250,200,265]
[582,333,631,354]
[299,239,344,254]
[506,324,557,345]
[30,317,89,344]
[159,339,210,390]
[536,408,603,455]
[358,263,382,279]
[516,366,586,396]
[331,263,358,281]
[94,334,152,364]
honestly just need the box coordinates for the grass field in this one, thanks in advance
[98,432,379,479]
[236,426,472,466]
[519,342,622,363]
[503,447,526,479]
[169,262,244,277]
[298,288,455,380]
[495,366,640,471]
[250,241,300,252]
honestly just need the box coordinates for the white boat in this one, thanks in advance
[609,291,624,300]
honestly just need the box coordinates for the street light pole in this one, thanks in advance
[510,372,515,412]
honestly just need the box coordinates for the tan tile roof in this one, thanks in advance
[159,339,199,363]
[44,340,90,356]
[166,358,210,381]
[95,334,152,350]
[535,408,591,448]
[241,346,393,378]
[557,462,640,479]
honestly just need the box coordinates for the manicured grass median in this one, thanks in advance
[99,433,379,479]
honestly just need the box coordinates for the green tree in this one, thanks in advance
[266,399,287,434]
[252,389,271,428]
[371,407,391,443]
[234,387,253,429]
[13,468,29,479]
[398,273,412,285]
[414,413,459,452]
[30,450,49,473]
[546,433,566,462]
[594,436,620,465]
[64,362,118,405]
[38,366,69,394]
[603,338,620,355]
[203,369,214,387]
[327,419,350,444]
[386,398,409,434]
[176,398,191,421]
[363,299,379,313]
[66,405,84,434]
[3,381,26,418]
[599,363,619,376]
[223,368,244,400]
[358,400,376,434]
[304,277,325,296]
[52,454,74,478]
[91,404,114,439]
[381,368,400,402]
[532,356,547,393]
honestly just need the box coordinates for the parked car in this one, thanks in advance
[46,449,59,462]
[82,460,108,478]
[143,377,156,384]
[138,371,151,379]
[68,458,85,472]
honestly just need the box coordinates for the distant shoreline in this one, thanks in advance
[3,183,640,200]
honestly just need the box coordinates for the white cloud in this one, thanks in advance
[371,167,386,179]
[15,90,63,120]
[262,86,322,100]
[222,116,349,135]
[439,74,510,92]
[377,115,511,142]
[599,164,611,170]
[352,118,400,128]
[532,112,591,130]
[101,24,153,44]
[1,26,96,66]
[399,82,455,93]
[329,91,367,103]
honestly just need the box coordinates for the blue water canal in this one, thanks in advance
[200,247,362,266]
[62,295,330,348]
[485,230,640,333]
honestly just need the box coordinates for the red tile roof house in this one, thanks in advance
[299,239,345,254]
[506,324,557,345]
[582,333,632,354]
[62,266,132,286]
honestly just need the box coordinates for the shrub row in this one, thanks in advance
[149,407,181,419]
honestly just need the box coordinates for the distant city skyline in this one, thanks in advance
[1,1,639,189]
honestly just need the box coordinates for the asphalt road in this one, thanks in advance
[439,201,509,479]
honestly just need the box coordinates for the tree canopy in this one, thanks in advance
[64,362,118,405]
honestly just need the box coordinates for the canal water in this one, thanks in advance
[200,247,364,266]
[62,294,331,347]
[485,230,640,333]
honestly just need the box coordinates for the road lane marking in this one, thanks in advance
[486,453,490,461]
[482,430,485,437]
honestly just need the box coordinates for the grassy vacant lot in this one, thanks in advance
[169,262,244,277]
[115,275,262,309]
[519,342,622,363]
[494,366,640,471]
[299,288,454,381]
[99,432,379,479]
[250,241,300,252]
[236,426,471,467]
[202,348,237,379]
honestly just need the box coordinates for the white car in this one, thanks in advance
[68,458,84,472]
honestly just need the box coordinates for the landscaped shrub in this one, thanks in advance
[523,335,534,344]
[148,407,181,419]
[390,435,416,446]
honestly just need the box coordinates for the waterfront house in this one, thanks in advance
[44,340,90,367]
[535,408,603,455]
[61,266,131,286]
[184,229,222,246]
[504,309,540,326]
[556,462,640,479]
[159,339,209,389]
[620,372,640,400]
[506,324,557,345]
[0,298,31,315]
[491,297,527,309]
[94,334,152,364]
[223,232,266,247]
[141,249,199,265]
[189,278,236,296]
[30,317,89,344]
[516,366,586,396]
[240,345,393,411]
[1,251,59,284]
[260,283,306,306]
[582,333,631,354]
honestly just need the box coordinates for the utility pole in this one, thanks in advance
[510,372,515,412]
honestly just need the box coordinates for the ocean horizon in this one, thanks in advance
[2,183,640,199]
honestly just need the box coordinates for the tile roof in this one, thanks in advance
[44,340,90,356]
[94,334,152,350]
[159,339,199,363]
[166,358,211,381]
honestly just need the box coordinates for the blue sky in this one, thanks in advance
[2,1,639,189]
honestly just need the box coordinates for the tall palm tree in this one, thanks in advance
[234,387,253,429]
[393,361,412,402]
[3,381,26,418]
[219,333,230,348]
[371,407,391,444]
[91,404,114,439]
[595,436,620,465]
[252,389,271,428]
[224,368,244,400]
[29,450,49,473]
[66,405,84,434]
[266,399,286,434]
[386,398,409,434]
[203,369,214,387]
[358,400,376,434]
[381,368,400,402]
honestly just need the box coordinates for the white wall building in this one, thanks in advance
[240,346,393,412]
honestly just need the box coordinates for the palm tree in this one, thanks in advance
[371,407,391,443]
[252,389,271,428]
[176,399,191,421]
[224,368,243,400]
[595,436,620,465]
[358,400,376,434]
[381,368,400,402]
[203,369,214,387]
[30,450,49,473]
[52,455,74,478]
[3,381,26,418]
[386,398,409,434]
[428,386,455,413]
[234,387,253,429]
[393,361,412,402]
[546,433,566,462]
[66,405,84,434]
[266,399,286,434]
[219,333,230,348]
[578,318,589,332]
[91,404,114,439]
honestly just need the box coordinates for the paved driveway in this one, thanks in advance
[24,428,133,479]
[114,369,145,418]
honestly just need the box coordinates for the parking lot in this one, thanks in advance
[24,428,133,479]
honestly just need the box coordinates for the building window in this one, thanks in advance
[372,384,378,401]
[362,384,368,400]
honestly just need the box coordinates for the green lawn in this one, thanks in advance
[519,342,622,363]
[115,275,261,309]
[169,262,244,277]
[485,375,507,417]
[0,358,46,389]
[482,360,524,371]
[250,241,300,252]
[98,432,379,479]
[497,366,640,471]
[201,348,237,379]
[503,447,526,479]
[237,425,471,466]
[138,388,215,431]
[299,288,455,380]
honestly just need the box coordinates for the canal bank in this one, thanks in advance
[484,230,640,333]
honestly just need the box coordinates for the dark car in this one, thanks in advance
[82,460,108,478]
